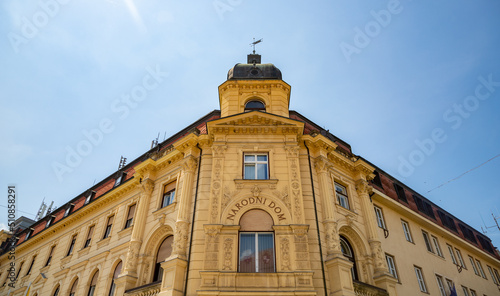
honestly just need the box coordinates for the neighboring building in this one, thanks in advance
[1,53,500,296]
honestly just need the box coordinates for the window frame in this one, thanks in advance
[26,255,36,276]
[124,204,136,229]
[335,182,350,210]
[455,248,466,269]
[244,100,266,112]
[435,274,446,296]
[103,215,114,239]
[401,220,413,243]
[161,182,176,208]
[475,259,486,278]
[422,230,434,253]
[238,232,276,273]
[84,225,94,248]
[414,266,428,293]
[374,206,386,229]
[385,254,398,280]
[243,153,269,180]
[64,204,75,218]
[462,286,470,296]
[431,235,443,257]
[487,265,497,284]
[67,235,77,257]
[45,245,55,267]
[468,256,479,276]
[447,244,458,265]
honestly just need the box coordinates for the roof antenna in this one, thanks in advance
[250,38,263,54]
[118,156,127,170]
[151,132,160,149]
[35,198,47,221]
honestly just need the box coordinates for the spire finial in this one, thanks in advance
[250,38,263,54]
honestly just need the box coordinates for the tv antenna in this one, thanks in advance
[480,211,500,233]
[118,156,127,170]
[250,38,263,54]
[151,132,160,149]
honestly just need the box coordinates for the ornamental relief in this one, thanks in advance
[222,194,291,224]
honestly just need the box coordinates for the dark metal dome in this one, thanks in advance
[227,54,282,80]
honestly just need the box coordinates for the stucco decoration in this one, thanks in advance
[222,238,233,270]
[222,194,292,225]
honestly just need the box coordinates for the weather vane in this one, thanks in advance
[250,38,263,54]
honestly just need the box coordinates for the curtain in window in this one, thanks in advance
[239,233,256,272]
[258,233,274,272]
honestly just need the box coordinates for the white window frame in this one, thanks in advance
[374,206,386,229]
[487,265,497,284]
[238,232,275,273]
[469,256,479,275]
[335,182,350,210]
[401,220,413,243]
[462,286,470,296]
[422,230,434,253]
[470,289,477,296]
[414,266,427,292]
[475,259,486,279]
[435,275,446,296]
[385,254,398,280]
[455,248,466,269]
[447,244,458,264]
[431,235,443,257]
[243,153,269,180]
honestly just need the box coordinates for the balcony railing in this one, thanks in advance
[353,280,389,296]
[124,281,161,296]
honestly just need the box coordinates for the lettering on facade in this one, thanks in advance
[226,197,286,221]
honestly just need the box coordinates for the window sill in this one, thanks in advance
[78,246,91,257]
[153,202,177,218]
[97,237,111,249]
[234,179,278,189]
[61,255,72,266]
[118,226,133,238]
[40,265,50,273]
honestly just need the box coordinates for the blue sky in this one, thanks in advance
[1,1,499,249]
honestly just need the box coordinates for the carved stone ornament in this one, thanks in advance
[212,145,227,158]
[272,187,290,212]
[182,155,198,173]
[324,221,340,255]
[314,157,331,174]
[355,179,373,196]
[280,237,291,271]
[222,238,233,270]
[172,221,190,256]
[284,146,300,158]
[140,178,155,196]
[251,185,261,197]
[370,240,386,271]
[124,240,141,273]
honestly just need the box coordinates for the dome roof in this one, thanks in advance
[227,54,282,80]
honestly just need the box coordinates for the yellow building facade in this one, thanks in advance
[1,54,500,296]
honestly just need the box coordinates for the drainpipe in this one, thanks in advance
[305,142,329,296]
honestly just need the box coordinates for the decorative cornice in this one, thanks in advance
[208,113,304,136]
[218,80,291,94]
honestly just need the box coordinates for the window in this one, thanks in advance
[436,275,446,296]
[414,266,427,292]
[125,204,136,229]
[154,236,173,282]
[459,223,477,244]
[26,255,36,275]
[114,171,127,187]
[162,182,176,208]
[103,216,114,239]
[16,262,24,279]
[335,182,350,210]
[438,210,458,232]
[493,268,500,284]
[393,183,407,203]
[477,235,495,254]
[239,209,275,273]
[84,226,94,248]
[108,261,122,296]
[487,266,498,284]
[88,271,98,296]
[244,100,266,112]
[470,289,477,296]
[45,245,55,266]
[340,236,358,280]
[46,215,55,228]
[85,191,96,205]
[413,194,436,219]
[25,228,33,240]
[385,254,398,280]
[445,279,454,292]
[67,235,77,256]
[422,231,434,253]
[244,154,268,180]
[469,256,479,275]
[447,244,458,265]
[401,220,413,242]
[431,235,443,257]
[69,279,78,296]
[53,286,60,296]
[455,248,466,269]
[475,259,486,278]
[64,204,75,217]
[374,206,386,229]
[462,286,470,296]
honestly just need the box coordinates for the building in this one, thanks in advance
[1,53,500,296]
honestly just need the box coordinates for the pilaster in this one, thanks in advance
[325,256,357,296]
[157,256,188,296]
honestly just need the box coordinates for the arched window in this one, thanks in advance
[239,209,275,273]
[52,285,60,296]
[69,278,78,296]
[244,100,265,112]
[154,236,173,282]
[340,236,358,281]
[108,261,122,296]
[88,271,99,296]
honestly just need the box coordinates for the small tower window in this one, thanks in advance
[244,100,265,112]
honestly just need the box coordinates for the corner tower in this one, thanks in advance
[218,53,291,118]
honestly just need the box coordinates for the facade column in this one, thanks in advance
[118,178,155,291]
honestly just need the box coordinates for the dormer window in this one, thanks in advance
[46,215,55,228]
[244,100,265,112]
[85,191,96,205]
[114,172,127,187]
[64,204,75,217]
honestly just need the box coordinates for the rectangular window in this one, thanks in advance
[438,210,458,233]
[15,262,24,279]
[422,231,434,253]
[447,244,458,264]
[435,275,446,296]
[385,254,398,279]
[487,266,497,284]
[26,256,36,275]
[239,232,275,273]
[470,290,477,296]
[114,171,127,187]
[455,248,466,269]
[67,235,77,256]
[103,215,114,239]
[494,268,500,284]
[476,259,486,279]
[469,256,479,275]
[414,266,427,292]
[84,226,94,248]
[64,204,75,217]
[462,286,470,296]
[401,220,413,242]
[244,154,268,180]
[25,228,33,240]
[162,182,176,208]
[46,215,55,228]
[374,206,386,229]
[125,204,136,229]
[335,182,350,210]
[393,183,407,203]
[431,235,443,257]
[85,191,96,205]
[45,245,55,266]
